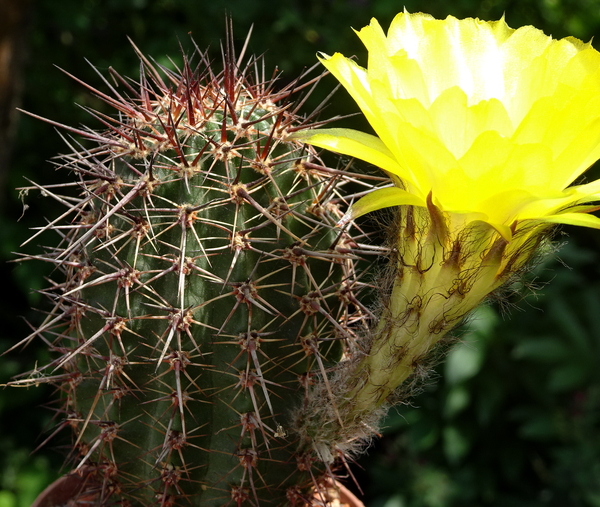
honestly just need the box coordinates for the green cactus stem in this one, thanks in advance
[9,31,381,507]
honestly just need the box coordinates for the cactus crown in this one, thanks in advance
[10,29,381,506]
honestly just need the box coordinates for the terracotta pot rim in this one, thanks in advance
[310,478,366,507]
[31,467,99,507]
[32,470,366,507]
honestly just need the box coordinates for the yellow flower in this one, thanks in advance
[295,12,600,241]
[291,13,600,433]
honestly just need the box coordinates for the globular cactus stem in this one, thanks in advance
[9,30,381,507]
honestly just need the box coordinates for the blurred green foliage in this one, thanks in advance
[2,0,600,505]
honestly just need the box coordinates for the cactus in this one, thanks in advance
[18,12,600,507]
[9,31,378,506]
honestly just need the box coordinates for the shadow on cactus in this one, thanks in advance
[6,27,384,506]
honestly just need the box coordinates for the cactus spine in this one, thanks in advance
[12,34,376,506]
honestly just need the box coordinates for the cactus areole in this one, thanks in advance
[11,34,375,506]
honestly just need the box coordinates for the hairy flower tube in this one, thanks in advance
[291,12,600,453]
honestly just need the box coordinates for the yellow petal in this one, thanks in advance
[551,116,600,188]
[537,212,600,229]
[290,128,402,175]
[428,86,513,159]
[349,187,427,219]
[318,53,377,122]
[571,178,600,199]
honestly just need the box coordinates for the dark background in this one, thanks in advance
[2,1,600,506]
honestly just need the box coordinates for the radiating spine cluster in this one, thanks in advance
[10,33,380,506]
